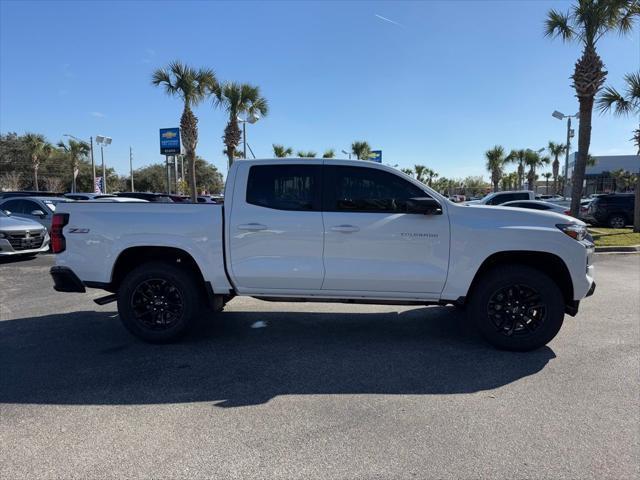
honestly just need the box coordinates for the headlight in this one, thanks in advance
[556,223,587,241]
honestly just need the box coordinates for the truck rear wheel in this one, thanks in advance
[468,265,565,351]
[117,261,201,343]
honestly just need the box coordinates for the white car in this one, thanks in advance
[500,200,570,215]
[465,190,537,206]
[50,158,595,351]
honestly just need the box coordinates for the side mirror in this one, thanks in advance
[407,197,443,215]
[31,209,46,218]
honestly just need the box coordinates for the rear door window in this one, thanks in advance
[246,164,321,211]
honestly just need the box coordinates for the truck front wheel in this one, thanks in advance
[468,265,565,351]
[117,261,201,343]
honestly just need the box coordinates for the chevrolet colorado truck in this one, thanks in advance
[50,159,595,351]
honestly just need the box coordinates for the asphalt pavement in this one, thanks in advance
[1,253,638,479]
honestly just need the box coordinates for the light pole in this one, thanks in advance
[552,110,578,198]
[341,149,352,159]
[237,112,259,161]
[95,135,112,193]
[64,134,95,192]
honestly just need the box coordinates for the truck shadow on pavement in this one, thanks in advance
[0,305,555,407]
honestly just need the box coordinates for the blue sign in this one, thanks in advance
[369,150,382,163]
[160,128,180,155]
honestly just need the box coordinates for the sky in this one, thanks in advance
[0,0,638,180]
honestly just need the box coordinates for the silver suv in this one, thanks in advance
[0,209,49,257]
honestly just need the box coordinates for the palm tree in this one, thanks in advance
[507,149,527,190]
[547,141,567,194]
[214,82,268,169]
[401,168,414,177]
[351,141,371,160]
[23,133,52,191]
[413,165,427,183]
[272,144,293,158]
[57,139,90,193]
[545,0,638,216]
[424,168,439,186]
[525,150,550,191]
[322,149,335,159]
[152,61,217,203]
[598,71,640,153]
[485,145,506,192]
[296,151,317,158]
[542,172,553,194]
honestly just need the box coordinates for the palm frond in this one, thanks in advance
[545,9,574,41]
[597,85,631,115]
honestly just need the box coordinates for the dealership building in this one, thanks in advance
[566,153,639,195]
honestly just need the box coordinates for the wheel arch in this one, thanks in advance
[109,246,207,292]
[466,250,574,308]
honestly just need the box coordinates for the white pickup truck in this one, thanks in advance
[50,159,595,351]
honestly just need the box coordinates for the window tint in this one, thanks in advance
[246,164,321,211]
[325,166,427,213]
[2,199,36,214]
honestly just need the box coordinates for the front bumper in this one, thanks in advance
[50,266,86,293]
[0,235,50,256]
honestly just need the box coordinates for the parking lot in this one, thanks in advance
[1,253,638,479]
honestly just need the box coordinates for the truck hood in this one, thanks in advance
[462,203,585,228]
[0,214,47,232]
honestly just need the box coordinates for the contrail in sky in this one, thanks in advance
[374,14,404,27]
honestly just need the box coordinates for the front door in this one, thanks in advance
[227,161,325,291]
[321,164,450,295]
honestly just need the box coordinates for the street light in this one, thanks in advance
[552,110,579,198]
[64,133,95,193]
[95,135,112,193]
[237,112,259,162]
[341,149,352,159]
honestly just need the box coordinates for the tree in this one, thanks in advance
[401,168,414,177]
[413,165,427,183]
[351,141,371,160]
[542,172,553,194]
[507,149,527,190]
[525,150,550,191]
[547,141,567,195]
[296,151,317,158]
[215,82,268,168]
[424,168,439,186]
[272,144,293,158]
[598,71,640,153]
[152,61,217,203]
[322,149,335,159]
[485,145,506,192]
[23,133,52,191]
[545,0,639,216]
[57,139,90,193]
[598,70,640,232]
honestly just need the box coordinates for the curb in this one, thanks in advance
[595,245,640,253]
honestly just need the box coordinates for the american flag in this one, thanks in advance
[94,176,103,194]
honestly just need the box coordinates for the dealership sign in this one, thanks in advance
[369,150,382,163]
[160,128,180,155]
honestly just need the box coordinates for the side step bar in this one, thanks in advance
[94,294,117,306]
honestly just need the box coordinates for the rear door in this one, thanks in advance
[227,161,325,291]
[321,164,450,294]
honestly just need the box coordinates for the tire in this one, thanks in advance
[607,214,626,229]
[117,261,202,343]
[468,265,565,351]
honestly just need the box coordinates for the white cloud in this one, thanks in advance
[90,111,106,118]
[375,14,404,28]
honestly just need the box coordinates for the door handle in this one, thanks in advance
[237,223,268,231]
[330,225,360,233]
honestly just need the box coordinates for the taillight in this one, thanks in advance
[51,213,69,253]
[564,210,571,215]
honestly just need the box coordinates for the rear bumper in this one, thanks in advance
[50,266,86,293]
